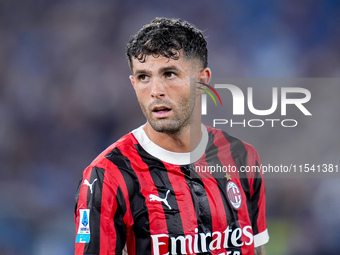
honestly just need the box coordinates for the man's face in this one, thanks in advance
[130,54,203,134]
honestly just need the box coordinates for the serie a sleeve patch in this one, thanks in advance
[76,209,91,243]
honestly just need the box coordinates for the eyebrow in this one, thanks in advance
[134,69,151,76]
[133,65,182,76]
[158,66,181,74]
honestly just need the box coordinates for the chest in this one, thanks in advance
[128,165,251,236]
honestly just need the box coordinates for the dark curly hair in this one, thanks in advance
[126,17,208,70]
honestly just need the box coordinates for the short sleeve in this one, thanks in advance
[248,149,269,247]
[74,166,126,254]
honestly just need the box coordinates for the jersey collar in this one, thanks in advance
[131,124,208,165]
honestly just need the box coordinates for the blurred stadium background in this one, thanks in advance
[1,0,340,254]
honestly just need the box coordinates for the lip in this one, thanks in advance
[151,105,172,118]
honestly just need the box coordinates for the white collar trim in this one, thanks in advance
[131,124,208,165]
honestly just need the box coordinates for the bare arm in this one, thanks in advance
[255,245,266,255]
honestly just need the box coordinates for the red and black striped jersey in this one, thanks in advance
[75,124,269,255]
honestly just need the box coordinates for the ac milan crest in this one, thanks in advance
[227,181,242,210]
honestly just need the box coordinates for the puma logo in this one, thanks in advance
[149,190,172,210]
[83,178,98,194]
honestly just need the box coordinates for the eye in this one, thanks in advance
[138,74,150,82]
[164,72,176,79]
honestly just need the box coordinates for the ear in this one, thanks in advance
[198,67,211,85]
[196,67,212,95]
[129,75,136,88]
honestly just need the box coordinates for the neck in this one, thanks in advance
[143,122,201,153]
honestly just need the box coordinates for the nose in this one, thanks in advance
[150,79,165,99]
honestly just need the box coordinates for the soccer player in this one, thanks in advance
[75,17,269,255]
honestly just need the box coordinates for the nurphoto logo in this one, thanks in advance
[198,80,312,128]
